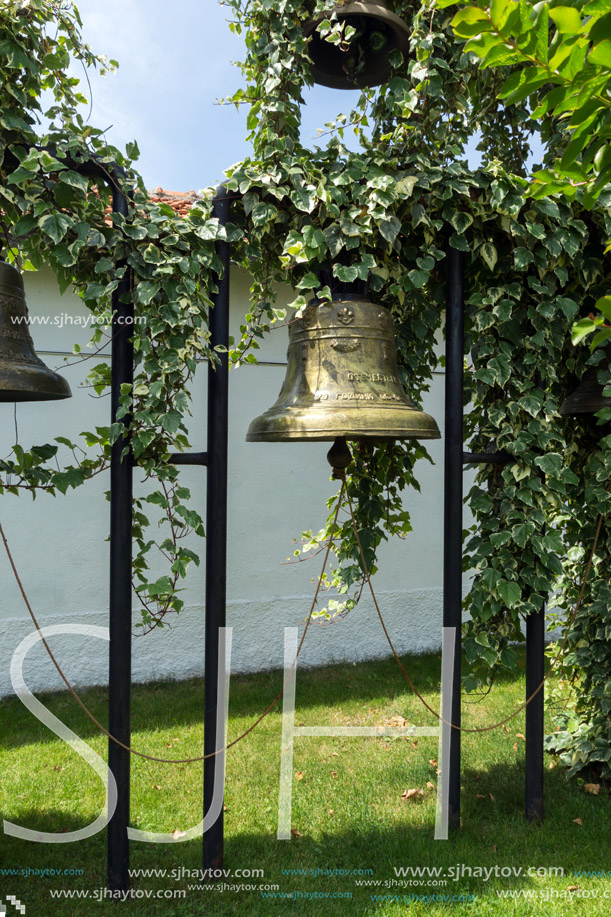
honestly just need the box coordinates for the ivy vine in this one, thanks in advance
[0,0,609,779]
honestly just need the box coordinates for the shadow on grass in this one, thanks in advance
[0,650,528,753]
[3,798,610,917]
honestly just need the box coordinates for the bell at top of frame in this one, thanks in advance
[246,294,440,442]
[0,261,72,402]
[559,357,611,417]
[303,1,411,90]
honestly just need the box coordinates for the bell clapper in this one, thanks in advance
[327,436,352,480]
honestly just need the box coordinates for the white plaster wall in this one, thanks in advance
[0,267,474,698]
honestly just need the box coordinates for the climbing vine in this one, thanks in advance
[0,0,609,777]
[0,0,225,628]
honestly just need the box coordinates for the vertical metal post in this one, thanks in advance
[107,185,133,892]
[443,246,464,830]
[203,186,230,871]
[525,606,544,821]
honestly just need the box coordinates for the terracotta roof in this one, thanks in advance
[148,187,203,215]
[101,187,202,225]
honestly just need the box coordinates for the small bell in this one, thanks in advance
[0,261,71,402]
[303,1,411,90]
[559,346,611,417]
[246,294,440,442]
[559,369,611,416]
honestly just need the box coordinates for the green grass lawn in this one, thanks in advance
[1,649,610,916]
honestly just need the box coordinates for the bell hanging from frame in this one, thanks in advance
[559,349,611,417]
[303,1,411,90]
[0,261,72,402]
[246,292,440,442]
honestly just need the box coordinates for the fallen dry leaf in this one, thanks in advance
[54,766,64,772]
[295,771,304,781]
[549,761,556,769]
[426,781,435,790]
[329,809,334,815]
[515,733,526,741]
[584,783,600,795]
[332,752,339,757]
[429,759,437,768]
[172,829,186,840]
[152,784,162,790]
[476,793,486,799]
[567,885,580,892]
[291,828,303,837]
[492,844,498,852]
[402,788,424,801]
[502,725,510,733]
[223,804,227,812]
[412,741,418,749]
[331,771,338,778]
[573,817,583,826]
[513,743,518,751]
[490,793,495,802]
[388,715,407,727]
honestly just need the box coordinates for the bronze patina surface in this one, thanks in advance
[0,261,72,402]
[247,296,440,442]
[303,1,411,90]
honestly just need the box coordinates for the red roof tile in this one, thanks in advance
[148,187,203,215]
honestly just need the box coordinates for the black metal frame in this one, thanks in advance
[54,167,232,890]
[203,189,231,871]
[443,247,544,828]
[14,143,543,880]
[107,181,133,891]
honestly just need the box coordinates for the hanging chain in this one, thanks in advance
[0,469,604,761]
[340,471,604,734]
[0,480,345,764]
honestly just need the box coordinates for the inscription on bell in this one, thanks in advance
[347,371,399,384]
[245,295,441,442]
[336,392,376,401]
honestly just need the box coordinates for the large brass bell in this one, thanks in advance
[0,261,71,402]
[303,1,411,90]
[246,295,440,441]
[559,349,611,417]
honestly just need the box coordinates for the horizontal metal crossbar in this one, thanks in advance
[462,451,512,465]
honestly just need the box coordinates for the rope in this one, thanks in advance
[341,472,604,733]
[0,480,345,764]
[1,470,604,758]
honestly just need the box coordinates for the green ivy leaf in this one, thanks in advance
[38,213,72,244]
[498,581,521,608]
[451,212,474,234]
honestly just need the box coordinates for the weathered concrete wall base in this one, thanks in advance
[0,588,447,699]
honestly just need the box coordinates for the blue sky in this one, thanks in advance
[70,0,541,193]
[71,0,379,191]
